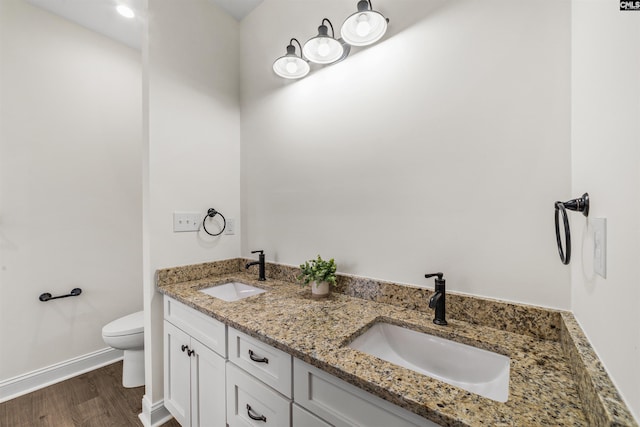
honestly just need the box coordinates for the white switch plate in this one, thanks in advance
[225,218,235,235]
[592,217,607,278]
[173,212,201,232]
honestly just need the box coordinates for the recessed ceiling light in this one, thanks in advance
[116,5,135,19]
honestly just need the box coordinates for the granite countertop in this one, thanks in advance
[156,259,637,427]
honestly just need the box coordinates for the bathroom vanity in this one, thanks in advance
[164,295,437,426]
[158,258,637,427]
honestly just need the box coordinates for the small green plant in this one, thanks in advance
[297,255,337,287]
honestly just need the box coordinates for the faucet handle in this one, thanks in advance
[251,250,264,255]
[425,272,443,280]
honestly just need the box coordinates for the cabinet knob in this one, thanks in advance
[187,349,195,357]
[181,344,189,352]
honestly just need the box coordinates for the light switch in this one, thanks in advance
[592,218,607,278]
[173,212,201,232]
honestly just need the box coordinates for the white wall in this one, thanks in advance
[571,0,640,418]
[5,0,636,419]
[143,0,241,409]
[241,0,572,308]
[0,0,142,380]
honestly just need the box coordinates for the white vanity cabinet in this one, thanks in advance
[226,327,293,427]
[164,297,227,427]
[163,296,439,427]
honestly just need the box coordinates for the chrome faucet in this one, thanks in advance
[246,250,266,281]
[426,273,447,326]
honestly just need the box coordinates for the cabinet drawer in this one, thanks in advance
[164,297,226,358]
[293,403,332,427]
[294,358,439,427]
[226,362,291,427]
[228,327,292,398]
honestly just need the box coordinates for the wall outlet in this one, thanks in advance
[225,218,235,235]
[173,212,201,232]
[593,217,607,278]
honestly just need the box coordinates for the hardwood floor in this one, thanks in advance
[0,362,181,427]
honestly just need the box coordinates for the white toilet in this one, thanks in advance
[102,311,145,388]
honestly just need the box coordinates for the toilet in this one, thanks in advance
[102,311,145,388]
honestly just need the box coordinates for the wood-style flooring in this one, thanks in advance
[0,362,181,427]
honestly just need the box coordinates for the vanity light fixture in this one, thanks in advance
[341,0,389,47]
[303,18,344,65]
[272,6,388,79]
[273,38,310,79]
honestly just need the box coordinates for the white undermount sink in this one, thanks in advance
[348,322,510,402]
[199,282,266,302]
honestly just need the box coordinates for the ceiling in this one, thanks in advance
[24,0,264,50]
[212,0,263,21]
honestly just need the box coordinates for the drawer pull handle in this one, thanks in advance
[248,349,269,364]
[246,404,267,422]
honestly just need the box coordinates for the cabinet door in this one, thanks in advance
[191,338,226,427]
[164,321,192,427]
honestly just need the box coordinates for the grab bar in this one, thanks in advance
[39,288,82,302]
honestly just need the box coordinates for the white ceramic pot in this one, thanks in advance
[311,281,330,298]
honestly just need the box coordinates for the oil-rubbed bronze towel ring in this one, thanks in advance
[202,208,226,236]
[554,193,589,265]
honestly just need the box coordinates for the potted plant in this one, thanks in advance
[297,255,337,299]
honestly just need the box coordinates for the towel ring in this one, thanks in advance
[202,208,226,236]
[554,193,589,265]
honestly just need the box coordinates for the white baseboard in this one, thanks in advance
[0,347,123,403]
[139,394,173,427]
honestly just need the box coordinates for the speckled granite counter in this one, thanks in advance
[156,259,637,427]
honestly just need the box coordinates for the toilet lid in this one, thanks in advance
[102,311,144,337]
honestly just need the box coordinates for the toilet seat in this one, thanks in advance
[102,311,143,337]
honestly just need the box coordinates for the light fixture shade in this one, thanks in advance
[303,19,344,65]
[341,0,388,47]
[273,56,310,79]
[273,40,310,79]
